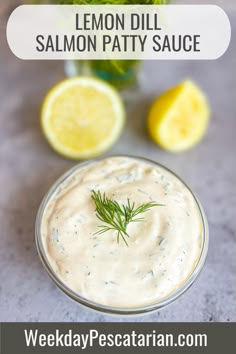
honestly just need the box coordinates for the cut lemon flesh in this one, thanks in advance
[41,77,125,159]
[147,80,210,152]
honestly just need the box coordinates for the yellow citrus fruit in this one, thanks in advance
[41,77,125,159]
[147,80,210,152]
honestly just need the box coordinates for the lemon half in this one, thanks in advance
[147,80,210,152]
[41,77,125,159]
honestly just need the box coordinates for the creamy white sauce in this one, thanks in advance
[41,157,203,308]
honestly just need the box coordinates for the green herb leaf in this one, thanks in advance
[91,189,164,246]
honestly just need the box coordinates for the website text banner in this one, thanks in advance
[1,323,236,354]
[7,5,231,60]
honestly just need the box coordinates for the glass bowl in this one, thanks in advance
[35,155,209,316]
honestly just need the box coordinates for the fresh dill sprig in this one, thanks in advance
[91,189,164,246]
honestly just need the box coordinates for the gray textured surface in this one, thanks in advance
[0,1,236,322]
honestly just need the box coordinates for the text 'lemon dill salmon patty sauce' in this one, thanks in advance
[37,156,208,310]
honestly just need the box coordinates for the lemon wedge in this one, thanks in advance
[41,77,125,159]
[147,80,210,152]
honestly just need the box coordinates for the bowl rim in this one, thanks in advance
[35,154,209,316]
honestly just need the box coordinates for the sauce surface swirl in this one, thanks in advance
[41,157,203,308]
